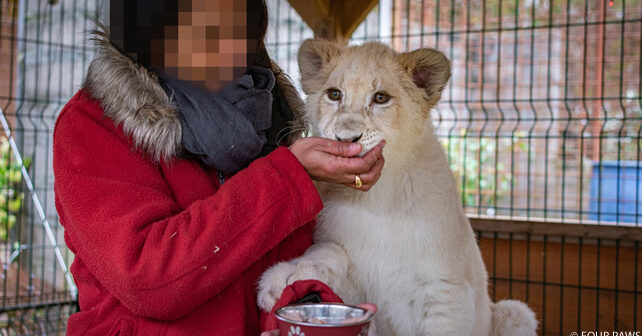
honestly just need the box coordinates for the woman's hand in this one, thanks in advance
[289,137,385,191]
[260,303,378,336]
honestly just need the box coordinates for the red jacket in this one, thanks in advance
[54,35,325,336]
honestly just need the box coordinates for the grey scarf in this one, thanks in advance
[160,66,275,176]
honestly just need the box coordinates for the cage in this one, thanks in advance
[269,1,642,333]
[0,0,640,335]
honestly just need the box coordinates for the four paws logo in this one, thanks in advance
[286,323,369,336]
[288,326,305,336]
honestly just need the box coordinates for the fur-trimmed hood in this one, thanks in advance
[83,30,305,162]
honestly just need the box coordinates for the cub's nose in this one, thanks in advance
[336,133,363,143]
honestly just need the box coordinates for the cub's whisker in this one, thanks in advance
[276,126,307,145]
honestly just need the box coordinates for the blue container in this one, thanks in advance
[589,161,642,224]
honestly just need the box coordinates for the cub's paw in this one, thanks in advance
[257,261,298,312]
[257,261,327,312]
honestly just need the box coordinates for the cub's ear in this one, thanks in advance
[297,39,342,94]
[398,48,451,105]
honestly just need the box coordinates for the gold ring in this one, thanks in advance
[354,174,363,188]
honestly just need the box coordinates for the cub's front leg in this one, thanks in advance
[406,280,477,336]
[257,241,352,312]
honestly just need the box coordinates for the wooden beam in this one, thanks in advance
[285,0,324,33]
[336,0,379,42]
[313,0,329,15]
[469,216,642,242]
[287,0,379,44]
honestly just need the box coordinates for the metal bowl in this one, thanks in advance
[275,303,375,336]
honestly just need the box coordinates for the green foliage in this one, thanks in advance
[442,130,528,211]
[0,137,30,241]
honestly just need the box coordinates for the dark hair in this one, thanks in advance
[109,0,300,149]
[109,0,175,67]
[246,0,272,69]
[110,0,270,69]
[247,0,269,44]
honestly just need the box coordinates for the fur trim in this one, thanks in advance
[83,27,305,162]
[84,28,181,163]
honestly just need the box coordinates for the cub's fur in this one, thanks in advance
[258,39,537,336]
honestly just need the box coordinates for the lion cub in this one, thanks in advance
[258,39,537,336]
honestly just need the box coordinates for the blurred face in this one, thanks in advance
[155,0,251,91]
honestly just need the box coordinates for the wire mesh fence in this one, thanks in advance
[266,0,641,334]
[268,0,642,226]
[0,0,103,333]
[0,0,639,334]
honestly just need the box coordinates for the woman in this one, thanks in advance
[53,0,384,335]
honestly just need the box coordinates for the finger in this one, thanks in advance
[344,157,384,192]
[318,157,366,183]
[354,141,386,172]
[357,303,378,314]
[316,141,385,183]
[339,159,382,190]
[317,138,362,158]
[332,148,380,176]
[362,141,386,160]
[260,331,279,336]
[344,177,373,192]
[372,140,387,153]
[358,157,385,186]
[341,175,363,189]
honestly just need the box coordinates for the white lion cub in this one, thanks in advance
[258,39,538,336]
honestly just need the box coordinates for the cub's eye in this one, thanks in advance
[373,92,391,104]
[327,88,342,101]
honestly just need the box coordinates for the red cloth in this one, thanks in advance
[54,89,326,335]
[262,280,344,331]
